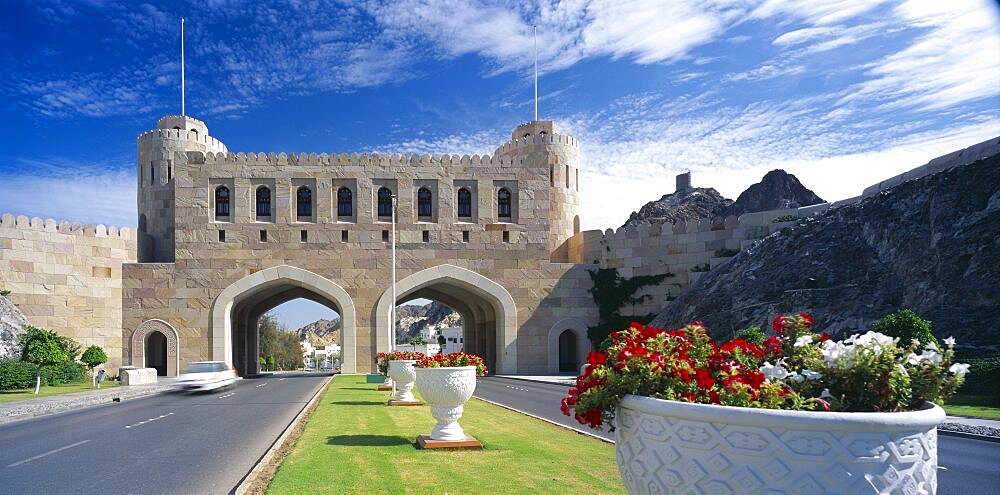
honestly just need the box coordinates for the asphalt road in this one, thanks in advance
[473,376,1000,493]
[0,373,331,495]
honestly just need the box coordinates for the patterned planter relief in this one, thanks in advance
[414,366,477,441]
[615,395,944,495]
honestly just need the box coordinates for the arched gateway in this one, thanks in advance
[131,319,180,377]
[210,265,357,374]
[374,264,518,374]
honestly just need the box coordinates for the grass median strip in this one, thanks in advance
[0,381,121,404]
[267,376,625,494]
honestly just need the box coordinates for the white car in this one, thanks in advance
[176,361,237,392]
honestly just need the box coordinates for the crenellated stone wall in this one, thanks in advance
[0,214,136,372]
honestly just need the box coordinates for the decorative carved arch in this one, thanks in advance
[209,265,357,373]
[131,319,180,377]
[547,317,591,374]
[374,264,518,374]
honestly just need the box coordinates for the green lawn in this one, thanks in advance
[267,376,625,495]
[943,394,1000,420]
[0,381,120,404]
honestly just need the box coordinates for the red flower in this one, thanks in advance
[709,391,720,404]
[772,315,787,333]
[764,336,783,355]
[695,369,715,390]
[799,313,814,326]
[818,332,831,343]
[587,351,607,366]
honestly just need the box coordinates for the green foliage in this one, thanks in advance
[772,214,797,223]
[955,354,1000,395]
[408,336,428,345]
[871,309,938,348]
[258,312,305,371]
[0,289,11,297]
[19,325,69,367]
[586,268,670,348]
[713,248,739,258]
[40,361,86,386]
[734,326,764,345]
[80,345,108,370]
[0,359,37,391]
[689,263,711,272]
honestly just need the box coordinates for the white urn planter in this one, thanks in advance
[387,360,417,402]
[615,395,945,495]
[414,366,477,441]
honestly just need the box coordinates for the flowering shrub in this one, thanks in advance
[376,351,426,375]
[414,352,488,377]
[562,314,969,429]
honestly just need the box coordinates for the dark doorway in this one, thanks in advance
[558,330,578,372]
[146,331,167,376]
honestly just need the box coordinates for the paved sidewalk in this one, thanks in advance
[0,382,174,425]
[499,374,1000,439]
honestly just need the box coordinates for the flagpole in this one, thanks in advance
[181,17,185,117]
[533,24,538,121]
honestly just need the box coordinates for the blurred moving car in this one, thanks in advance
[176,361,237,392]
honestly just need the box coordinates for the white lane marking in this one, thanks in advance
[124,412,174,429]
[504,385,530,392]
[256,383,267,388]
[218,392,236,399]
[6,440,91,468]
[278,378,286,381]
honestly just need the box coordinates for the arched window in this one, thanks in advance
[497,188,512,220]
[457,188,472,218]
[256,186,271,217]
[296,186,312,219]
[337,187,353,217]
[417,187,432,218]
[215,186,230,218]
[377,187,393,217]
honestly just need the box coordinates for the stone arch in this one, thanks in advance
[374,264,518,374]
[131,319,180,377]
[547,317,590,374]
[209,265,357,373]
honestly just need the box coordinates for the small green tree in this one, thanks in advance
[408,336,428,345]
[259,356,267,372]
[19,325,69,394]
[735,326,764,345]
[266,355,276,371]
[81,345,108,387]
[871,309,938,348]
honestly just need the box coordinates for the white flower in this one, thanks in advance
[786,371,804,383]
[794,335,814,348]
[905,353,921,365]
[821,341,851,366]
[801,369,822,380]
[819,388,832,399]
[949,363,970,377]
[925,341,940,351]
[944,336,956,347]
[917,349,943,364]
[759,361,790,381]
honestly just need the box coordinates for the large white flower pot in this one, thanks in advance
[615,395,945,495]
[414,366,477,441]
[387,360,417,402]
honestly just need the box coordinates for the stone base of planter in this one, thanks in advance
[387,399,423,406]
[416,434,482,450]
[377,385,393,391]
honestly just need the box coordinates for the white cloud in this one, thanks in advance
[0,159,136,228]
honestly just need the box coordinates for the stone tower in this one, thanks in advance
[497,120,581,262]
[136,115,227,262]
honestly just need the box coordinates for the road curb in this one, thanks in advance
[0,385,173,426]
[471,395,614,444]
[233,374,335,495]
[937,429,1000,443]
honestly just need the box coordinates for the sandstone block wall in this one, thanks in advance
[0,213,136,372]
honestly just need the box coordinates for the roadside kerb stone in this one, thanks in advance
[0,384,174,425]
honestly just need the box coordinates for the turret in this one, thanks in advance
[136,115,227,262]
[497,120,580,262]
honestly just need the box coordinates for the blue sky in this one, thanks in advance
[1,0,998,329]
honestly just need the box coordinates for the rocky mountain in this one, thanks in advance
[396,301,463,342]
[621,169,820,229]
[650,154,1000,347]
[296,318,341,347]
[722,169,824,217]
[621,187,732,229]
[0,295,28,358]
[293,301,463,347]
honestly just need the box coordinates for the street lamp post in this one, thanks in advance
[390,194,398,396]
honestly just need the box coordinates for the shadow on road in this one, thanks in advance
[326,434,411,447]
